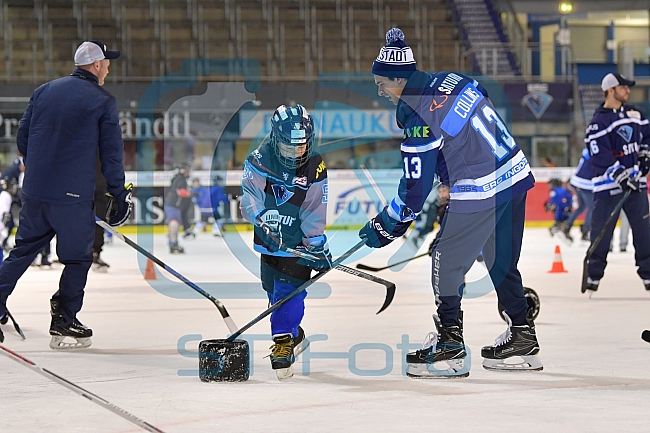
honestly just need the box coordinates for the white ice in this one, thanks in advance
[1,226,649,433]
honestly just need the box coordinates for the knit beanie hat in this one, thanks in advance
[371,28,417,78]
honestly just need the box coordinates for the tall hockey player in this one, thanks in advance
[583,73,650,294]
[360,29,542,377]
[0,40,131,349]
[240,104,330,380]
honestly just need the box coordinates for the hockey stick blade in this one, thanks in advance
[228,239,368,341]
[642,330,650,343]
[581,189,631,293]
[5,309,25,339]
[282,246,396,314]
[0,345,165,432]
[95,218,239,334]
[356,252,430,272]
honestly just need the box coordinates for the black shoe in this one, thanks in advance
[581,232,589,241]
[559,223,573,243]
[481,315,542,371]
[293,326,310,356]
[268,334,296,379]
[620,247,627,252]
[0,327,3,343]
[0,312,7,325]
[183,231,195,239]
[406,312,468,378]
[582,280,599,294]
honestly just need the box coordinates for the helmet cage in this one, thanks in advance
[270,105,314,169]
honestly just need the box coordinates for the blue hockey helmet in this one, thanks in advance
[270,104,314,169]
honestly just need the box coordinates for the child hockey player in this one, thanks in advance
[545,178,574,242]
[240,104,330,380]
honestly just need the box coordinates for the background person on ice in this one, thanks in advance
[240,104,330,380]
[0,40,132,347]
[359,28,542,377]
[545,178,573,242]
[583,73,650,295]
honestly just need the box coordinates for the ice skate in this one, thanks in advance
[293,326,310,357]
[582,278,599,298]
[92,252,109,273]
[40,256,53,269]
[49,300,92,350]
[212,222,222,237]
[268,334,295,380]
[481,313,542,372]
[0,312,7,325]
[183,230,195,239]
[556,223,574,245]
[406,313,469,378]
[170,243,185,254]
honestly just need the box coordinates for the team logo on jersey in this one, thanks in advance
[522,92,553,119]
[252,149,262,161]
[617,125,633,143]
[272,184,294,206]
[429,95,448,112]
[283,172,289,181]
[293,176,308,186]
[315,161,326,180]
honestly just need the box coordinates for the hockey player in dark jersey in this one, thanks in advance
[240,104,330,380]
[583,73,650,295]
[164,163,191,253]
[359,29,541,377]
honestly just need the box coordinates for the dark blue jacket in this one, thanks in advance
[17,69,125,204]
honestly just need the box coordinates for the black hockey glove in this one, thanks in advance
[544,202,556,212]
[638,144,650,176]
[107,184,133,227]
[359,207,410,248]
[611,167,639,191]
[255,209,282,252]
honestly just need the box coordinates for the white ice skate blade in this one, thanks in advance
[407,359,469,378]
[275,365,294,380]
[482,355,543,372]
[294,338,310,357]
[49,336,92,350]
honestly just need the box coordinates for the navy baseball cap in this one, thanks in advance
[74,40,120,66]
[601,73,635,91]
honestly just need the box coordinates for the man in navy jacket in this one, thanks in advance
[0,40,132,348]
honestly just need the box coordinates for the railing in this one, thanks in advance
[460,42,574,81]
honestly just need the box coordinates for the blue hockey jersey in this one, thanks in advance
[586,103,650,199]
[569,148,593,190]
[386,70,534,222]
[547,186,573,221]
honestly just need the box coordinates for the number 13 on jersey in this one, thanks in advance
[471,105,516,161]
[403,156,422,179]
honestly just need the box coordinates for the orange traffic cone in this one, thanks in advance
[548,245,568,273]
[145,257,157,280]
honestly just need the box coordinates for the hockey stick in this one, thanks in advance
[282,245,396,307]
[356,252,430,272]
[227,239,368,341]
[0,345,165,432]
[581,188,632,293]
[2,309,25,339]
[95,218,239,334]
[253,215,395,305]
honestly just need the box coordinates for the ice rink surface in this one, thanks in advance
[1,226,649,432]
